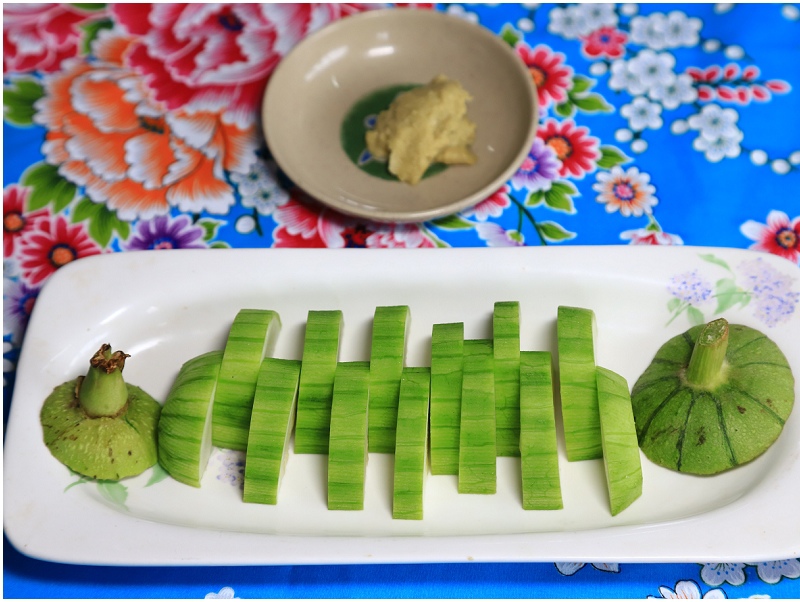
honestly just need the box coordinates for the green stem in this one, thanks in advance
[509,193,547,246]
[78,344,130,418]
[685,319,729,389]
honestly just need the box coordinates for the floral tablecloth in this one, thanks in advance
[4,2,800,599]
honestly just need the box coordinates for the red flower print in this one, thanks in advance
[112,3,375,126]
[3,4,103,74]
[620,228,683,246]
[536,119,600,179]
[581,27,627,60]
[741,210,800,263]
[18,214,102,285]
[462,185,511,221]
[3,184,48,257]
[516,44,573,109]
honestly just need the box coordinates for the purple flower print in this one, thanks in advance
[510,138,561,192]
[124,215,206,251]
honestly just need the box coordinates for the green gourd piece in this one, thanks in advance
[243,358,301,504]
[557,306,602,461]
[631,318,795,475]
[368,305,410,453]
[40,344,161,481]
[494,301,521,457]
[328,361,371,511]
[458,339,497,494]
[158,350,223,487]
[211,309,281,450]
[294,310,343,454]
[429,322,464,475]
[596,366,642,516]
[519,351,562,510]
[393,366,431,520]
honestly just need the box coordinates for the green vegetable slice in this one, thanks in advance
[596,366,643,516]
[393,366,431,520]
[243,358,301,505]
[158,350,223,488]
[557,306,602,461]
[328,361,371,511]
[212,309,281,450]
[429,322,464,475]
[519,351,562,510]
[494,301,521,456]
[294,310,343,454]
[368,305,410,453]
[458,339,497,494]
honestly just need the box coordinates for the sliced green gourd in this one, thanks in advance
[393,366,431,520]
[328,361,371,511]
[368,305,410,453]
[429,322,464,475]
[596,366,642,516]
[557,306,602,461]
[458,339,497,494]
[519,351,562,510]
[494,301,521,456]
[243,358,301,505]
[158,350,223,487]
[294,310,343,454]
[212,309,281,450]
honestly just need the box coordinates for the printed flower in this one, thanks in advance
[593,166,658,217]
[627,49,677,92]
[630,11,702,51]
[33,30,257,221]
[3,184,48,257]
[4,277,39,343]
[581,26,628,59]
[747,559,800,584]
[212,449,245,488]
[3,4,103,74]
[668,270,713,305]
[205,587,238,599]
[17,214,102,286]
[462,186,511,221]
[741,210,800,263]
[547,5,590,39]
[648,73,698,109]
[537,119,600,179]
[692,129,743,163]
[112,4,374,126]
[620,227,683,245]
[737,258,799,327]
[123,215,207,251]
[608,59,648,96]
[475,222,524,247]
[688,104,740,141]
[648,579,725,599]
[3,340,14,388]
[621,97,663,131]
[555,562,619,576]
[516,44,574,109]
[510,139,561,192]
[701,563,747,587]
[575,4,619,32]
[230,161,289,216]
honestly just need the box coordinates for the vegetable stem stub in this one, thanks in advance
[685,318,729,390]
[78,344,130,417]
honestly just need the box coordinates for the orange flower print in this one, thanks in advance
[32,30,258,221]
[593,166,658,217]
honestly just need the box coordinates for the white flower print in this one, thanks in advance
[547,5,590,39]
[205,586,238,599]
[648,579,726,599]
[662,11,703,47]
[649,73,698,109]
[747,558,800,584]
[692,128,743,162]
[701,563,747,587]
[231,160,289,216]
[627,49,677,92]
[621,96,663,131]
[630,11,702,50]
[574,3,618,31]
[609,60,648,96]
[688,104,740,141]
[475,222,524,247]
[555,562,619,576]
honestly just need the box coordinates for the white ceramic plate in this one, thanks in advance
[4,246,799,566]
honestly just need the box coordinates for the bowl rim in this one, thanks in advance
[262,7,538,223]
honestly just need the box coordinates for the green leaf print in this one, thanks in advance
[72,197,130,248]
[430,215,474,230]
[526,189,546,207]
[596,146,632,170]
[80,18,114,55]
[21,163,77,212]
[97,481,128,510]
[197,218,226,242]
[667,297,682,312]
[571,93,613,114]
[555,101,575,118]
[544,181,578,214]
[714,278,751,314]
[145,463,170,487]
[687,305,705,326]
[571,75,593,95]
[500,24,521,48]
[699,253,732,273]
[537,221,576,242]
[3,78,44,127]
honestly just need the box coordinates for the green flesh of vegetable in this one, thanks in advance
[211,309,281,450]
[458,339,497,494]
[393,366,431,520]
[596,366,643,516]
[327,361,371,511]
[368,305,410,453]
[558,306,602,462]
[519,351,562,510]
[631,319,795,475]
[429,322,464,475]
[158,350,223,487]
[40,345,160,481]
[294,310,343,454]
[243,357,301,505]
[494,301,521,457]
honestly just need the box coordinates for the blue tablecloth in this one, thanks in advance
[4,3,799,598]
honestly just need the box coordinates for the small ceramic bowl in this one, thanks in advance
[263,8,537,223]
